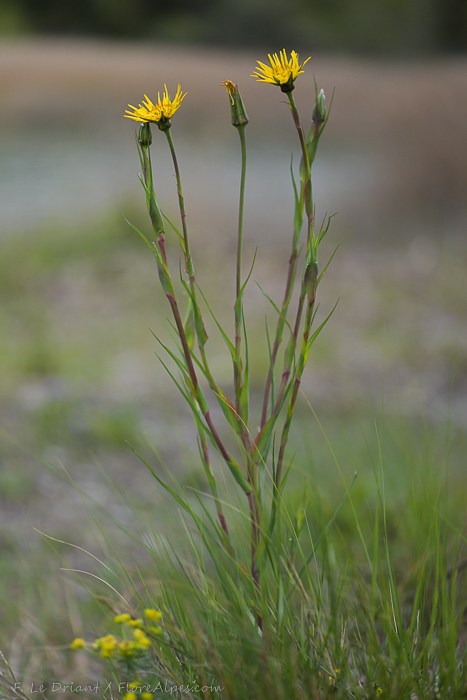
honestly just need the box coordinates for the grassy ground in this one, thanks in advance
[1,199,466,698]
[1,39,467,698]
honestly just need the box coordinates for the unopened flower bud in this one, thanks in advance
[304,260,318,300]
[137,123,152,147]
[221,80,249,128]
[312,89,326,127]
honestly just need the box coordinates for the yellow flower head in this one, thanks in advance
[125,85,187,125]
[70,638,86,650]
[128,617,144,628]
[97,634,119,658]
[144,608,162,621]
[114,613,131,624]
[251,50,310,92]
[118,640,137,658]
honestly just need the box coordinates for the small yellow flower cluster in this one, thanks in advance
[144,608,163,621]
[318,668,340,687]
[125,86,187,124]
[70,609,162,659]
[92,634,119,658]
[124,681,153,700]
[128,618,144,629]
[91,628,152,659]
[70,638,86,650]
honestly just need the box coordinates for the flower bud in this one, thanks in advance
[304,260,318,300]
[221,80,249,128]
[137,123,152,147]
[312,89,326,127]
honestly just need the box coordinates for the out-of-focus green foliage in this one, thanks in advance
[1,0,466,55]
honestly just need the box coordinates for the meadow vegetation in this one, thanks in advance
[1,42,467,699]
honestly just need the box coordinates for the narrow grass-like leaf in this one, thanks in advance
[254,379,292,465]
[180,278,208,347]
[317,244,339,284]
[256,282,292,330]
[128,445,193,515]
[197,285,235,361]
[316,212,336,247]
[305,299,339,358]
[162,210,185,250]
[292,471,358,589]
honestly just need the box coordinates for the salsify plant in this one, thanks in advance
[69,50,347,696]
[65,51,467,700]
[123,51,332,621]
[125,53,333,619]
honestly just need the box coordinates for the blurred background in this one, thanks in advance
[1,0,467,674]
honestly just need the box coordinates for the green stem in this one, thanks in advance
[287,91,313,226]
[275,278,317,493]
[144,135,235,541]
[164,128,242,423]
[234,124,247,420]
[234,125,261,615]
[259,204,302,428]
[267,92,318,513]
[164,128,194,284]
[259,92,315,429]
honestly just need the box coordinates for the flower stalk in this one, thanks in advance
[136,123,237,547]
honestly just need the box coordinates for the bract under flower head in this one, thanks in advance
[125,85,187,124]
[251,50,310,92]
